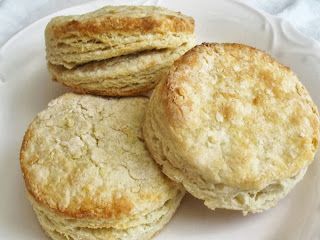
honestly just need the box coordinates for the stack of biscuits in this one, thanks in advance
[20,5,320,240]
[46,5,195,96]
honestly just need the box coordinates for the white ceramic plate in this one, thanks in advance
[0,0,319,239]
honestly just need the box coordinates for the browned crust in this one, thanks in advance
[20,127,35,195]
[49,10,195,38]
[20,127,135,219]
[28,190,134,220]
[161,42,295,127]
[52,77,155,97]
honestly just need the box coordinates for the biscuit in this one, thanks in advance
[45,6,195,96]
[142,43,320,214]
[20,93,185,239]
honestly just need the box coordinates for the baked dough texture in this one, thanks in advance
[142,43,320,214]
[47,43,193,96]
[20,93,185,239]
[45,5,195,68]
[45,5,195,96]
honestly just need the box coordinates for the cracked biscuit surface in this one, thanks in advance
[20,93,185,239]
[142,43,320,214]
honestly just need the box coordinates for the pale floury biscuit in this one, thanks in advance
[45,5,195,96]
[20,93,185,240]
[142,43,320,215]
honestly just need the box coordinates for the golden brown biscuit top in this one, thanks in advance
[46,5,195,38]
[160,43,320,189]
[20,93,178,219]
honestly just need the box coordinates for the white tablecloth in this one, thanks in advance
[0,0,319,46]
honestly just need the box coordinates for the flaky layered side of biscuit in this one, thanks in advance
[28,190,184,240]
[45,5,195,96]
[45,6,195,69]
[20,93,185,240]
[47,42,193,96]
[142,43,320,214]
